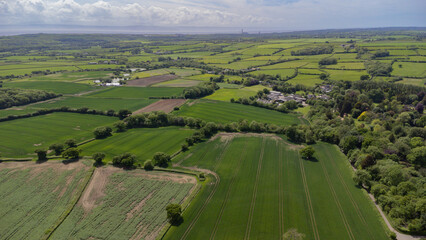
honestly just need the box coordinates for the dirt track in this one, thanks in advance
[133,99,186,114]
[126,74,179,87]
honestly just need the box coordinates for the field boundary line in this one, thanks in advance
[318,157,355,240]
[298,153,320,240]
[43,166,96,240]
[322,146,375,239]
[210,140,249,240]
[244,137,266,240]
[180,140,231,240]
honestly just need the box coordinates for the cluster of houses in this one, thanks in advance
[259,90,330,105]
[94,77,129,86]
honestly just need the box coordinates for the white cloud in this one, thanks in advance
[0,0,424,29]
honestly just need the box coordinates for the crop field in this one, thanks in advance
[51,167,196,240]
[0,161,93,240]
[3,81,96,94]
[399,78,426,87]
[165,135,389,240]
[175,100,302,126]
[126,74,179,86]
[86,86,185,98]
[30,96,157,111]
[152,79,201,87]
[81,127,194,162]
[325,69,368,81]
[0,112,117,157]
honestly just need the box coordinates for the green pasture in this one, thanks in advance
[287,74,323,87]
[164,136,389,240]
[152,79,201,87]
[392,62,426,77]
[81,127,194,162]
[3,81,96,94]
[398,78,426,87]
[86,87,185,99]
[251,69,296,78]
[175,100,302,126]
[204,85,270,102]
[0,112,117,157]
[30,97,157,111]
[28,71,113,82]
[325,69,368,81]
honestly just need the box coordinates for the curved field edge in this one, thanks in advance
[162,134,390,240]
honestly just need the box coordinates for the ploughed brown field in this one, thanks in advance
[126,74,179,86]
[133,99,187,114]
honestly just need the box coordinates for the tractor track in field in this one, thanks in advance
[278,142,284,239]
[244,138,266,240]
[298,153,320,240]
[318,158,355,240]
[180,141,231,240]
[209,141,249,240]
[322,147,375,240]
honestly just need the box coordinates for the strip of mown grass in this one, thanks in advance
[0,112,117,158]
[85,86,185,99]
[164,135,390,240]
[81,127,194,163]
[175,100,302,126]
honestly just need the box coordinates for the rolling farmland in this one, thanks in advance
[165,135,389,240]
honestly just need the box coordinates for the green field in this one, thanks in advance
[392,62,426,77]
[81,127,194,162]
[51,167,195,240]
[164,136,389,239]
[3,81,96,94]
[153,79,201,87]
[204,85,270,102]
[175,100,302,126]
[0,112,117,157]
[30,97,157,111]
[86,86,185,98]
[0,161,93,240]
[28,71,113,82]
[287,74,323,87]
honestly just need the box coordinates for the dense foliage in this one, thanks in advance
[183,82,219,99]
[291,45,333,56]
[0,88,59,109]
[364,61,393,76]
[319,58,338,65]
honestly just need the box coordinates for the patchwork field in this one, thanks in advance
[133,99,186,114]
[81,127,194,162]
[127,74,179,86]
[3,81,96,94]
[0,112,117,158]
[86,87,185,99]
[175,100,303,126]
[0,160,93,240]
[51,166,196,240]
[165,135,389,240]
[30,97,157,111]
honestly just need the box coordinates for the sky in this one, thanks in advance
[0,0,425,33]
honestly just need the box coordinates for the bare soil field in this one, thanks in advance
[133,99,186,114]
[126,74,179,86]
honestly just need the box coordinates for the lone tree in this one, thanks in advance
[283,228,305,240]
[49,143,64,155]
[62,148,80,159]
[35,149,47,161]
[166,203,182,225]
[118,109,132,120]
[153,152,171,167]
[65,139,77,148]
[93,126,112,139]
[92,152,106,165]
[300,146,315,159]
[143,160,154,170]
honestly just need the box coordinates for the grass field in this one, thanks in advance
[3,81,96,94]
[164,135,389,240]
[81,127,194,162]
[204,85,270,102]
[175,100,302,126]
[31,97,157,111]
[0,161,93,240]
[51,167,195,240]
[28,71,113,82]
[86,86,185,98]
[398,78,426,87]
[325,69,368,81]
[287,74,323,87]
[392,62,426,77]
[153,79,201,87]
[0,112,117,157]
